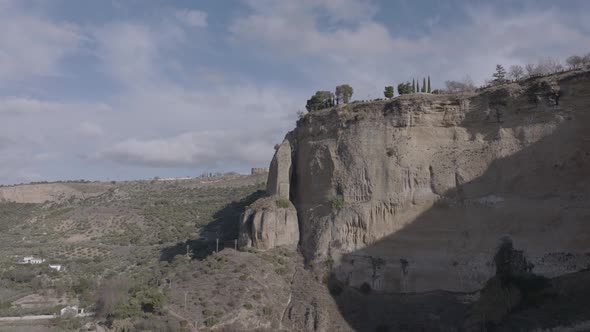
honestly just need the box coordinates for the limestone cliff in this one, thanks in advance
[239,140,300,251]
[261,69,590,293]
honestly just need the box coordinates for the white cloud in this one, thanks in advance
[175,9,208,28]
[77,122,104,137]
[93,23,160,86]
[0,97,112,114]
[230,1,396,59]
[231,1,590,94]
[0,1,85,80]
[97,130,274,168]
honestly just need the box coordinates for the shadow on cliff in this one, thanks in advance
[159,190,265,262]
[323,75,590,331]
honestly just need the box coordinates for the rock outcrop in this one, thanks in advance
[266,139,293,199]
[265,69,590,292]
[239,139,300,250]
[239,196,299,250]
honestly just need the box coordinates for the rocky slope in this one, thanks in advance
[242,69,590,298]
[0,183,112,204]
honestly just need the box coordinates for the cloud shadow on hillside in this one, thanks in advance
[159,190,265,262]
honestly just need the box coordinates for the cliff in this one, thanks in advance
[242,68,590,294]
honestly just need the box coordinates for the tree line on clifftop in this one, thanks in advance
[304,52,590,112]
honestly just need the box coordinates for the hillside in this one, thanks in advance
[0,174,268,331]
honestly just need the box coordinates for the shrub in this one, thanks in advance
[204,316,219,327]
[275,198,291,209]
[243,303,253,310]
[329,195,345,211]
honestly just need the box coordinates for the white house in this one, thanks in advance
[49,264,63,272]
[22,256,46,264]
[60,306,86,317]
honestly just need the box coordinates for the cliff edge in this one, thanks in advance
[241,69,590,294]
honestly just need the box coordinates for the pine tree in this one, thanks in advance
[492,64,507,85]
[412,79,415,93]
[427,76,431,93]
[422,78,426,92]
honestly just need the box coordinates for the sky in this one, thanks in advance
[1,0,589,184]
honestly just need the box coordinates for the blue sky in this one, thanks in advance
[1,0,589,184]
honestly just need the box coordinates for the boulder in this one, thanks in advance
[239,196,299,250]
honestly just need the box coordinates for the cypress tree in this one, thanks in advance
[422,78,426,92]
[412,79,415,93]
[427,76,431,93]
[416,81,420,93]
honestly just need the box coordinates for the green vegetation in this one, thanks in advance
[275,198,291,208]
[492,64,507,85]
[397,82,412,95]
[329,195,345,211]
[383,86,394,99]
[306,91,335,112]
[95,276,167,320]
[0,175,267,328]
[335,84,354,104]
[139,183,264,244]
[0,202,37,232]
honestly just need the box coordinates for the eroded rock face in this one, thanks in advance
[239,137,300,251]
[239,196,299,250]
[279,70,590,292]
[267,139,292,199]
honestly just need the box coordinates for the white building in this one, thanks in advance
[22,256,46,264]
[49,264,63,272]
[60,306,84,317]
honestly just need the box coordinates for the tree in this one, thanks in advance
[416,81,420,93]
[508,65,524,80]
[305,91,334,112]
[412,79,415,93]
[525,63,537,77]
[397,82,412,95]
[445,76,475,93]
[583,53,590,67]
[566,55,583,69]
[421,78,426,92]
[492,64,507,84]
[427,76,431,93]
[535,57,562,75]
[335,84,354,104]
[383,86,394,99]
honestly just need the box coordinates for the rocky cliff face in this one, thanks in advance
[254,69,590,294]
[239,140,300,251]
